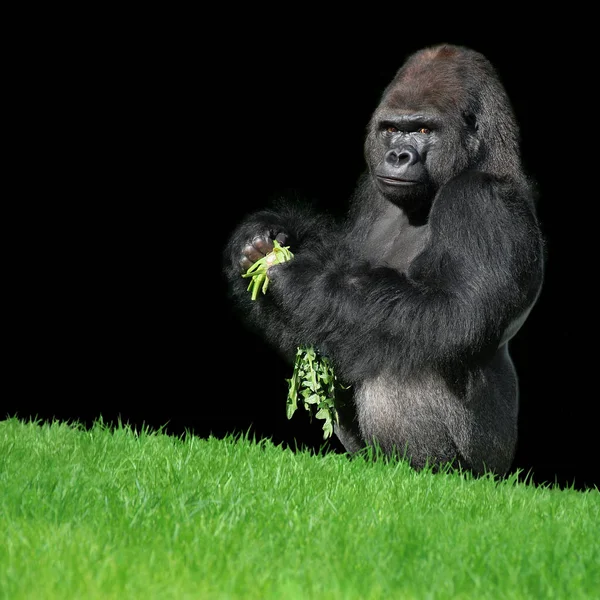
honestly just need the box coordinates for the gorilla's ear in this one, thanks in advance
[463,111,478,133]
[463,111,481,160]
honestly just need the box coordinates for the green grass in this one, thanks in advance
[1,418,598,599]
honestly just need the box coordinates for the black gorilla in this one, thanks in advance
[224,44,544,476]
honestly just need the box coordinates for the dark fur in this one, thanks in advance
[223,44,544,476]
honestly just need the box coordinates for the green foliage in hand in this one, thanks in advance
[286,346,339,440]
[241,239,294,300]
[241,240,341,439]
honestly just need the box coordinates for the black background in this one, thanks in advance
[8,18,598,490]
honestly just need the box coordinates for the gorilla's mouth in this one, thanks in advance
[376,176,419,186]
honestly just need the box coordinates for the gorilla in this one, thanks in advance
[223,44,544,476]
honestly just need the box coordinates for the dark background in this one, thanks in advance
[8,19,597,490]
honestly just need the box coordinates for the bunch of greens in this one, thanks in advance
[242,240,340,438]
[241,239,294,300]
[285,345,339,439]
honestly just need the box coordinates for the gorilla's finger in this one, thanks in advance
[274,232,289,246]
[266,264,282,281]
[242,243,266,263]
[239,256,253,272]
[252,236,274,255]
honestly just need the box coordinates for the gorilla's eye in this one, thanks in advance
[383,125,430,135]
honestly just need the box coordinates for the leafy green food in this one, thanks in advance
[241,239,341,439]
[286,346,339,439]
[241,239,294,300]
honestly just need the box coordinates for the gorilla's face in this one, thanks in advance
[366,109,440,206]
[365,98,478,216]
[364,46,485,215]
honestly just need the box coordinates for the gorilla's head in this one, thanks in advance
[364,44,522,216]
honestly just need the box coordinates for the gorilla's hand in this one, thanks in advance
[239,232,289,272]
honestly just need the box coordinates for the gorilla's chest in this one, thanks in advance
[363,208,429,273]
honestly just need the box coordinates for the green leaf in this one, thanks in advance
[286,397,298,419]
[304,394,320,405]
[241,267,266,278]
[322,420,333,439]
[318,372,333,384]
[314,408,330,420]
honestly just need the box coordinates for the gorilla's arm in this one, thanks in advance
[262,172,543,382]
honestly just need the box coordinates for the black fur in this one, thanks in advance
[223,44,544,476]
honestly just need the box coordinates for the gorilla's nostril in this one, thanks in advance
[385,146,419,167]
